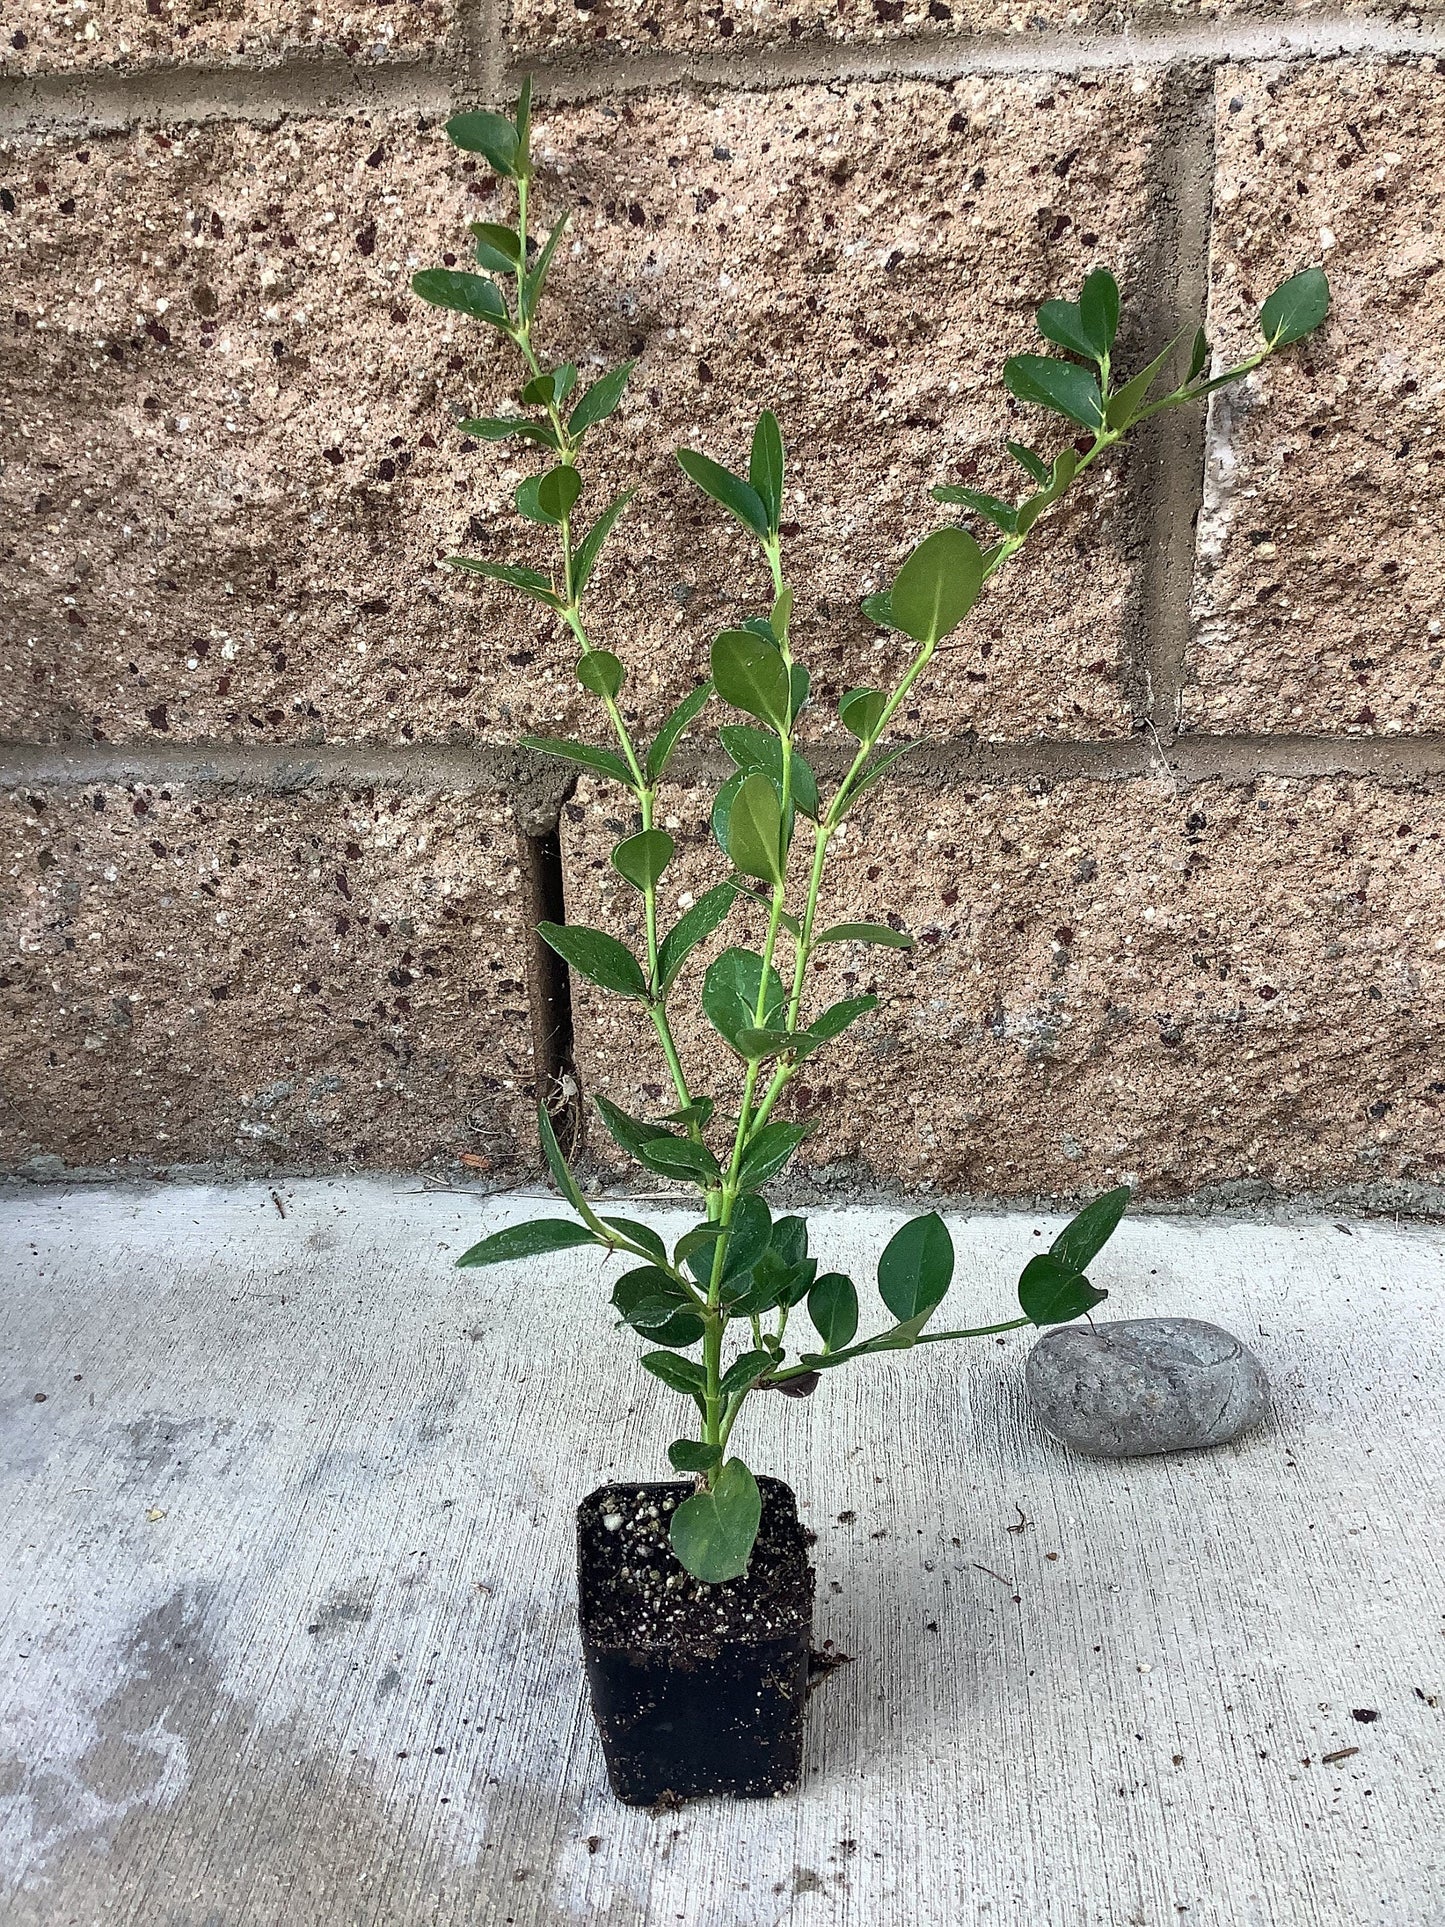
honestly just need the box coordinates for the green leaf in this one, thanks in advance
[577,650,624,699]
[521,364,576,409]
[636,1135,720,1186]
[890,527,985,646]
[1259,266,1329,348]
[614,1267,706,1347]
[1036,297,1097,362]
[815,922,913,949]
[718,725,819,821]
[513,475,549,525]
[411,269,510,329]
[849,741,915,802]
[735,1028,796,1058]
[537,922,646,998]
[594,1094,674,1162]
[520,735,634,786]
[647,681,714,782]
[877,1211,954,1323]
[860,590,894,630]
[712,1194,773,1286]
[711,771,745,860]
[657,881,739,991]
[676,449,770,542]
[459,416,560,450]
[749,412,784,535]
[702,947,786,1056]
[1188,328,1209,382]
[726,771,785,886]
[1104,333,1184,431]
[599,1215,667,1264]
[1004,354,1105,430]
[838,687,889,740]
[720,1350,774,1400]
[444,110,518,176]
[568,359,636,437]
[573,491,635,597]
[932,485,1018,533]
[447,557,562,610]
[1018,1251,1107,1326]
[456,1218,598,1267]
[641,1351,707,1396]
[538,1101,588,1216]
[1049,1184,1131,1273]
[666,1097,715,1131]
[737,1120,811,1191]
[514,73,532,173]
[471,220,521,270]
[537,465,582,524]
[612,827,675,893]
[808,1271,858,1351]
[789,662,810,726]
[711,628,791,731]
[770,588,792,640]
[669,1438,722,1472]
[670,1458,762,1584]
[521,213,569,325]
[1007,440,1051,487]
[1079,268,1121,356]
[802,995,878,1051]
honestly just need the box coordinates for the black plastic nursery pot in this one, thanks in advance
[577,1477,815,1806]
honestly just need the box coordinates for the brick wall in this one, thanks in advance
[2,6,1443,1202]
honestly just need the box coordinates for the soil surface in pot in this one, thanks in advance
[578,1478,815,1804]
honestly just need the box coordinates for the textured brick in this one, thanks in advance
[1188,61,1445,736]
[0,780,532,1171]
[562,771,1445,1199]
[509,0,1445,58]
[1,78,1162,748]
[0,0,451,76]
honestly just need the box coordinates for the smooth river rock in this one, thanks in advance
[1024,1317,1270,1458]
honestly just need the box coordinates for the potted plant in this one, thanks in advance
[412,82,1329,1805]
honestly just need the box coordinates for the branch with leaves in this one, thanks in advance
[413,85,1330,1585]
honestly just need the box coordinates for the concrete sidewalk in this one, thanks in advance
[2,1181,1441,1925]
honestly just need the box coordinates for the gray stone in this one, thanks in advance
[1025,1317,1270,1458]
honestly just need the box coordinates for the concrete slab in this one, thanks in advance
[2,1181,1441,1926]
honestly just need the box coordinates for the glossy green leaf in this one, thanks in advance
[711,770,745,858]
[676,449,770,541]
[573,491,635,597]
[459,415,559,450]
[613,1267,705,1347]
[447,557,562,610]
[1188,328,1210,383]
[736,1120,811,1191]
[1037,297,1095,361]
[726,771,785,886]
[877,1211,954,1322]
[815,922,912,949]
[537,465,582,524]
[1049,1184,1131,1273]
[444,110,518,176]
[735,1028,796,1058]
[599,1215,668,1264]
[1259,266,1329,348]
[770,588,793,640]
[514,74,532,173]
[576,650,624,699]
[849,741,915,803]
[666,1097,716,1132]
[808,1271,858,1352]
[1004,354,1105,430]
[1104,334,1183,431]
[636,1135,720,1186]
[702,947,786,1056]
[1079,267,1121,355]
[521,213,569,325]
[749,411,784,535]
[709,1194,772,1287]
[538,1101,588,1217]
[838,687,889,740]
[789,662,810,726]
[520,363,577,409]
[513,475,549,525]
[932,485,1018,533]
[1017,1251,1107,1326]
[411,269,510,328]
[718,725,819,821]
[890,527,985,646]
[803,995,878,1050]
[670,1458,762,1584]
[594,1095,675,1162]
[520,735,634,786]
[471,220,521,269]
[1007,440,1051,487]
[537,922,645,998]
[612,827,674,894]
[669,1438,722,1472]
[642,1351,707,1396]
[860,590,894,630]
[456,1218,597,1267]
[711,628,791,731]
[657,881,739,992]
[569,359,636,436]
[719,1351,774,1400]
[647,681,714,782]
